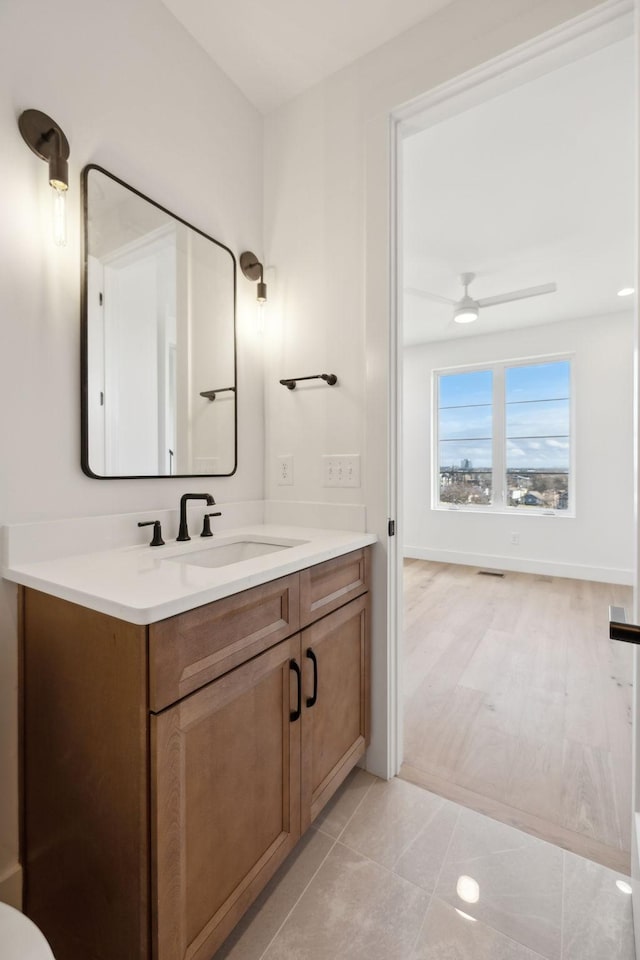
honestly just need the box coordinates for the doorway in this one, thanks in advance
[392,11,636,874]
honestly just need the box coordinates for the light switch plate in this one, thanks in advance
[322,454,361,487]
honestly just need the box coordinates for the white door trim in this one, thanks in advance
[386,0,636,787]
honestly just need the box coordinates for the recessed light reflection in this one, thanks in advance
[616,879,632,895]
[456,875,480,904]
[617,288,635,297]
[455,908,478,922]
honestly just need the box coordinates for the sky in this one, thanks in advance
[438,361,570,471]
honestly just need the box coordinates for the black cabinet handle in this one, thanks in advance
[306,648,318,708]
[290,660,302,721]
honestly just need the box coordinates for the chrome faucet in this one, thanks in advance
[177,493,215,542]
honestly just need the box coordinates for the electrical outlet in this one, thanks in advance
[322,454,361,487]
[277,455,293,485]
[510,532,520,545]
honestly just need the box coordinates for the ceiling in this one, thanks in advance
[402,36,635,346]
[160,0,454,113]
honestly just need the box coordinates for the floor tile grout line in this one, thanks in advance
[255,835,339,960]
[430,804,462,897]
[406,891,434,957]
[330,831,475,912]
[428,895,554,960]
[418,801,563,960]
[244,770,628,960]
[404,809,463,960]
[255,773,376,960]
[265,776,577,960]
[332,771,377,843]
[335,775,460,875]
[387,790,448,871]
[332,835,431,889]
[328,835,439,954]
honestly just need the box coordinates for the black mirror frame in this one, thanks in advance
[80,164,238,479]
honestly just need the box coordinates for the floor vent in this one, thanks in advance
[477,569,505,577]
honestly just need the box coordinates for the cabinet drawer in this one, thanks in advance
[299,548,369,628]
[149,574,300,711]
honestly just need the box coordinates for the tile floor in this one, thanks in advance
[216,770,635,960]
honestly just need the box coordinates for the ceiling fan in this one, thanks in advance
[408,272,557,324]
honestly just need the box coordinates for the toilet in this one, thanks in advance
[0,903,55,959]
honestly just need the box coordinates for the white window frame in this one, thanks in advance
[432,352,575,517]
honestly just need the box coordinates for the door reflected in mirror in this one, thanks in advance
[82,165,237,478]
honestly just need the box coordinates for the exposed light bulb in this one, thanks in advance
[616,880,632,895]
[52,183,67,247]
[617,287,635,297]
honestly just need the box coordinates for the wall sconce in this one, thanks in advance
[240,251,267,302]
[18,109,70,247]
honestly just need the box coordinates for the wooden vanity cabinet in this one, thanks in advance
[152,634,302,960]
[21,547,370,960]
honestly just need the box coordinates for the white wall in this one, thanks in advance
[263,0,604,779]
[403,313,634,582]
[0,0,613,911]
[0,0,264,904]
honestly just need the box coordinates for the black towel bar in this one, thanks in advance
[279,374,338,390]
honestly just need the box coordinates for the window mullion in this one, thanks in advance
[493,365,506,509]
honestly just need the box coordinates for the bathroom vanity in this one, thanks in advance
[12,527,374,960]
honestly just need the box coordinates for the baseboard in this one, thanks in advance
[403,545,633,585]
[0,863,22,909]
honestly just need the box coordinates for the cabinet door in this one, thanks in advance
[301,594,369,831]
[151,635,302,960]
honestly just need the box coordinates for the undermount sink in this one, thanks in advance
[165,538,307,570]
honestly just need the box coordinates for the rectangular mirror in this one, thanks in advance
[81,165,237,478]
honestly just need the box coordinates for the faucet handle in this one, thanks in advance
[138,520,165,547]
[201,512,222,538]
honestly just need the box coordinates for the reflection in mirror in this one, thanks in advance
[81,165,237,478]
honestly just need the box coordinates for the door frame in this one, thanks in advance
[385,0,637,879]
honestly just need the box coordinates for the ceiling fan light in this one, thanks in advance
[453,305,479,324]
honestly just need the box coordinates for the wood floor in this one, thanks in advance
[399,559,633,874]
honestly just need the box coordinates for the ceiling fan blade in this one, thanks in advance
[404,286,457,306]
[477,282,557,308]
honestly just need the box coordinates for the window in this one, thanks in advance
[438,369,493,506]
[436,358,571,512]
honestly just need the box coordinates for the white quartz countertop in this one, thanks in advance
[3,525,377,624]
